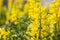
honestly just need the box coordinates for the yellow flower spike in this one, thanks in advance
[41,19,47,25]
[0,0,3,7]
[49,4,58,14]
[57,13,60,17]
[29,4,35,9]
[31,20,40,28]
[6,12,10,21]
[49,9,56,13]
[18,11,25,18]
[11,17,17,22]
[55,2,60,7]
[42,26,49,31]
[0,0,60,40]
[50,3,56,8]
[8,0,13,9]
[31,28,38,35]
[28,11,39,19]
[34,7,40,13]
[15,0,24,8]
[49,24,54,33]
[41,12,47,19]
[11,7,16,14]
[48,14,56,24]
[36,0,42,2]
[27,0,34,3]
[57,9,60,17]
[24,3,29,13]
[26,19,40,37]
[15,0,23,3]
[0,0,3,13]
[0,28,10,39]
[50,14,56,19]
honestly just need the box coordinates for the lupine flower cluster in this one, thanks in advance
[0,0,60,40]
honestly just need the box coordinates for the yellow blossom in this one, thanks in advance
[8,0,13,8]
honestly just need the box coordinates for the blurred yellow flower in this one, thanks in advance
[8,0,13,8]
[0,0,3,7]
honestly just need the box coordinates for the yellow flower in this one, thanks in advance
[0,0,3,13]
[41,12,47,19]
[24,3,29,13]
[15,0,24,8]
[48,14,56,24]
[36,0,42,2]
[49,9,56,13]
[49,24,54,33]
[0,0,3,7]
[28,11,39,19]
[6,12,10,21]
[0,28,10,39]
[18,11,25,18]
[50,3,56,8]
[55,2,60,6]
[27,0,34,3]
[57,11,60,17]
[8,0,13,8]
[11,17,17,22]
[26,19,40,36]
